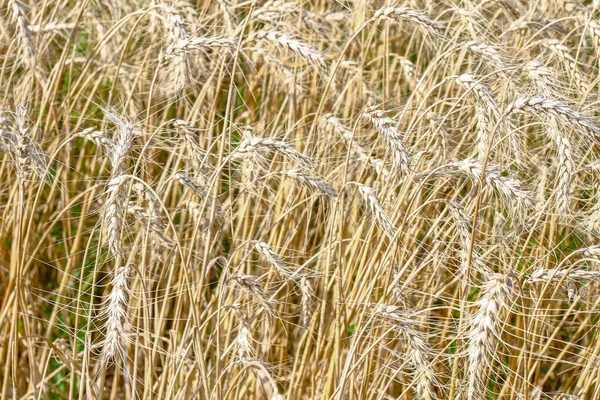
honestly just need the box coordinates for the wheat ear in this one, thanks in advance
[376,305,437,400]
[506,96,600,141]
[232,135,314,169]
[102,264,131,362]
[352,183,397,240]
[525,62,574,216]
[361,107,411,174]
[467,274,515,400]
[279,169,337,197]
[161,4,192,92]
[372,6,445,38]
[250,30,325,66]
[322,114,389,176]
[544,39,586,92]
[455,74,507,161]
[449,158,534,212]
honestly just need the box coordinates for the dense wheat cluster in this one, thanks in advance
[6,0,600,399]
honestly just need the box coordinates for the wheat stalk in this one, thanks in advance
[424,111,450,163]
[126,203,173,248]
[251,46,305,95]
[398,57,426,97]
[527,267,600,285]
[77,127,112,149]
[104,176,128,258]
[173,172,223,220]
[28,22,76,33]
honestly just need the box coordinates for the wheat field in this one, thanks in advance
[4,0,600,399]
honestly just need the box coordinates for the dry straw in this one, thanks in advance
[7,1,600,399]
